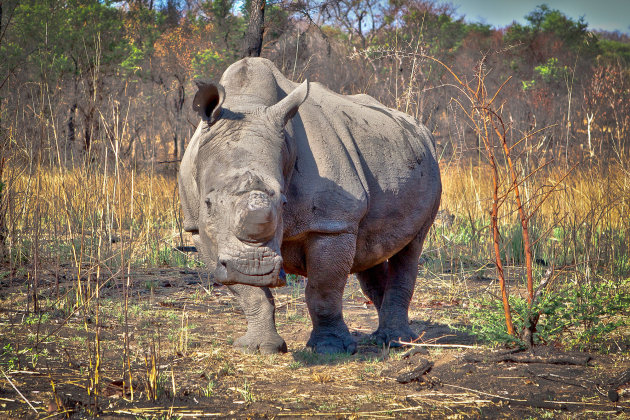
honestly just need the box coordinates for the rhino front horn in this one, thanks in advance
[234,191,277,243]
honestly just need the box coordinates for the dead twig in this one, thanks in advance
[463,350,591,365]
[1,368,38,414]
[394,340,478,349]
[441,382,567,410]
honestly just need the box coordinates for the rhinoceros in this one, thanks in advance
[179,58,441,354]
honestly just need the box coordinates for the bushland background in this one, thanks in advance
[0,0,629,417]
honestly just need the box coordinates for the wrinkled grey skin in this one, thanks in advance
[179,58,441,354]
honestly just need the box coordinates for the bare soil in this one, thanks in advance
[0,266,628,419]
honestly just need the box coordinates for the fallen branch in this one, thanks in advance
[535,372,609,399]
[1,369,38,414]
[396,359,433,384]
[395,340,478,349]
[441,383,567,410]
[463,350,591,365]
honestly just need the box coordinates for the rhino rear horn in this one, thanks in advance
[193,80,225,123]
[268,80,309,126]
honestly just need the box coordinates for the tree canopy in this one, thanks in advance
[0,0,628,162]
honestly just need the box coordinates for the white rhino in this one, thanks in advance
[179,58,441,354]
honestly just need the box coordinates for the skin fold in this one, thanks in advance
[179,57,442,354]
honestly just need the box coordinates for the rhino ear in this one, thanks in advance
[193,80,225,123]
[268,80,309,126]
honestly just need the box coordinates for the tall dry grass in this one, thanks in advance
[436,160,630,280]
[3,156,628,282]
[4,164,186,273]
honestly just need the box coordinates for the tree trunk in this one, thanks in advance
[0,160,6,263]
[586,112,594,158]
[0,0,5,260]
[243,0,265,58]
[68,103,77,145]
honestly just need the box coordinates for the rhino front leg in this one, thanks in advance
[358,233,426,347]
[305,233,357,354]
[227,284,287,354]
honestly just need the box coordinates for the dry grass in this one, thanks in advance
[2,155,628,279]
[436,160,630,277]
[3,164,188,271]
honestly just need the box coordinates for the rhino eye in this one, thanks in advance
[204,188,215,214]
[205,197,212,213]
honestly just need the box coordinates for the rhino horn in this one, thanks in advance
[268,80,309,126]
[234,191,277,243]
[193,80,225,123]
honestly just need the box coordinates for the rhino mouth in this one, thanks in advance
[214,243,285,287]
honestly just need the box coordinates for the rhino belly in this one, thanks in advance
[351,165,441,273]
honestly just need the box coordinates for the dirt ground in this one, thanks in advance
[0,266,628,419]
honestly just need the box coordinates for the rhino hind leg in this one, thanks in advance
[358,231,428,347]
[228,284,287,354]
[305,233,357,354]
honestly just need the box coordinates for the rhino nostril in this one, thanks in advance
[215,259,228,282]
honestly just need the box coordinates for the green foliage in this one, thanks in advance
[522,80,535,91]
[395,9,468,56]
[519,57,569,92]
[598,38,630,64]
[505,4,601,72]
[467,277,630,350]
[139,241,201,268]
[2,0,129,79]
[207,0,236,21]
[192,48,227,79]
[262,2,290,41]
[121,42,147,75]
[524,4,590,51]
[1,344,19,371]
[288,360,303,370]
[536,278,630,349]
[534,57,568,83]
[240,0,288,42]
[24,312,51,325]
[0,343,47,370]
[500,222,547,266]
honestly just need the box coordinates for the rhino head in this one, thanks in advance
[179,78,309,288]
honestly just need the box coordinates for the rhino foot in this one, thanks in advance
[234,333,288,354]
[371,326,418,348]
[307,331,357,354]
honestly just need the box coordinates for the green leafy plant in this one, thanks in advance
[1,344,19,371]
[201,380,216,397]
[288,361,303,370]
[238,379,256,403]
[467,277,630,349]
